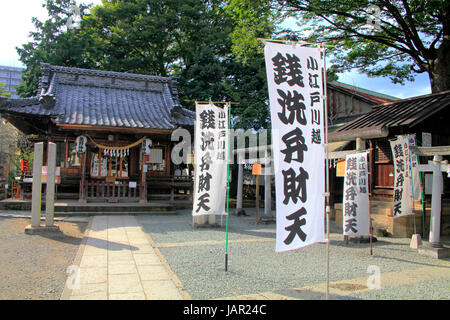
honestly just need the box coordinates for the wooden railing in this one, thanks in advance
[82,180,141,202]
[146,175,193,201]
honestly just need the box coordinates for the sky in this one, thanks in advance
[0,0,432,99]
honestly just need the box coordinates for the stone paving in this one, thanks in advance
[61,215,188,300]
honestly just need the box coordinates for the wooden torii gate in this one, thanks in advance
[233,145,274,222]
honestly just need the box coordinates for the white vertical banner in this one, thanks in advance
[264,42,325,252]
[192,102,229,216]
[407,134,422,200]
[390,135,415,218]
[342,152,370,236]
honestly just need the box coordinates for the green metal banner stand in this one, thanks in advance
[225,102,231,272]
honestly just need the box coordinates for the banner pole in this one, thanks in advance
[407,136,417,234]
[322,43,330,300]
[225,102,231,272]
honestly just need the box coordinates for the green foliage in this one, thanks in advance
[16,0,271,129]
[16,0,97,97]
[0,81,12,97]
[225,0,277,63]
[276,0,450,92]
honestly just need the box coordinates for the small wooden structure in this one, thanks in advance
[0,64,195,203]
[329,90,450,237]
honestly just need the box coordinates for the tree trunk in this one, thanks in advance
[429,39,450,93]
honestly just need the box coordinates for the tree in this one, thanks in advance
[16,0,98,97]
[0,81,12,97]
[275,0,450,93]
[225,0,278,63]
[17,0,271,129]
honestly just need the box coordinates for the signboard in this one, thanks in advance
[148,148,163,164]
[264,42,325,252]
[192,102,229,216]
[342,152,370,236]
[252,163,262,175]
[336,159,345,177]
[422,132,432,147]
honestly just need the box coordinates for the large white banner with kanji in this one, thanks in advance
[192,102,229,216]
[390,134,421,218]
[264,42,325,252]
[342,152,370,236]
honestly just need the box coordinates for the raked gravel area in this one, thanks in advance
[137,209,450,300]
[0,216,87,300]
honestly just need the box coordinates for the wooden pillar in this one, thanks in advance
[264,170,272,219]
[79,151,87,203]
[140,149,147,203]
[255,174,260,223]
[236,163,244,210]
[368,140,374,196]
[356,137,366,151]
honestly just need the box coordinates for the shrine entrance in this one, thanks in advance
[79,135,151,203]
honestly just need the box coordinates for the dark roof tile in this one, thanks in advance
[0,64,195,130]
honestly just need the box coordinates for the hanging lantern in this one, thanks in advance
[75,135,87,153]
[142,138,152,155]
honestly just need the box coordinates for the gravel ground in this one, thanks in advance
[0,217,87,300]
[352,278,450,300]
[138,209,450,300]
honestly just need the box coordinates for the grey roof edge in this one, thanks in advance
[40,63,174,84]
[328,82,387,105]
[170,105,195,126]
[328,126,389,142]
[329,81,399,101]
[372,89,450,108]
[0,96,41,109]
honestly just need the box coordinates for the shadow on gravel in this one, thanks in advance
[141,218,277,240]
[373,254,450,268]
[328,239,406,248]
[274,288,362,300]
[38,233,84,245]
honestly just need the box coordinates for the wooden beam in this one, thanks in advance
[55,124,173,135]
[328,149,359,160]
[410,146,450,156]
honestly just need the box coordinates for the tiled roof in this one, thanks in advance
[0,63,194,130]
[328,90,450,142]
[329,81,398,104]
